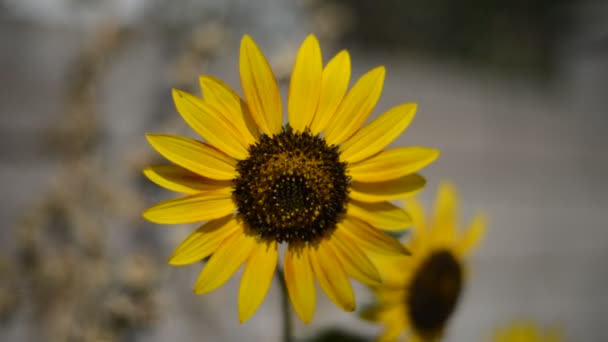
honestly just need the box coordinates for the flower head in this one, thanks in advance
[143,34,439,323]
[363,183,486,341]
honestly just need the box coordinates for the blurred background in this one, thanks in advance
[0,0,607,341]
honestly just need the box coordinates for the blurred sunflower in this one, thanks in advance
[493,322,562,342]
[362,183,486,341]
[143,34,439,323]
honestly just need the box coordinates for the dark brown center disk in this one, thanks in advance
[406,249,463,339]
[233,126,350,244]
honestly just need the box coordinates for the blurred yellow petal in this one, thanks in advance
[172,89,248,159]
[405,198,427,231]
[458,214,487,255]
[367,251,410,287]
[349,174,426,202]
[240,35,282,136]
[284,245,315,323]
[349,147,439,182]
[309,50,351,135]
[169,215,241,265]
[239,241,278,323]
[378,322,405,342]
[194,232,256,294]
[288,35,322,132]
[433,182,458,238]
[143,165,232,195]
[309,243,355,312]
[146,134,236,180]
[348,200,412,231]
[330,233,381,285]
[340,103,417,163]
[143,193,235,224]
[324,66,385,145]
[199,75,259,145]
[339,217,408,255]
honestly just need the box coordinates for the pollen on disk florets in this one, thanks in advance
[233,125,350,244]
[406,249,463,339]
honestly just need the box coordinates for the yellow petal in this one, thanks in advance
[340,103,417,163]
[284,245,315,323]
[349,174,426,202]
[405,197,427,232]
[238,241,278,323]
[309,243,355,312]
[404,198,429,248]
[330,233,381,285]
[146,134,237,180]
[199,75,259,145]
[361,301,403,322]
[143,165,232,195]
[366,252,410,287]
[338,216,408,255]
[347,199,412,231]
[309,50,351,135]
[172,89,249,159]
[324,66,385,145]
[348,147,439,182]
[168,215,241,265]
[143,193,236,224]
[288,35,322,132]
[240,35,282,136]
[433,182,458,238]
[378,322,406,342]
[194,232,256,294]
[371,306,408,336]
[458,214,487,255]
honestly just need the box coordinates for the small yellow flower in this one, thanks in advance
[363,183,486,341]
[143,34,439,323]
[493,321,563,342]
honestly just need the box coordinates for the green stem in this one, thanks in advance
[277,267,293,342]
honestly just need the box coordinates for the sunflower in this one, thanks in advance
[363,183,486,341]
[142,34,439,323]
[493,322,562,342]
